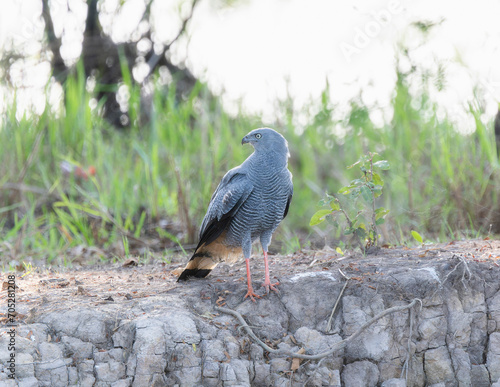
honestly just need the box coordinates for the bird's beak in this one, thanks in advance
[241,135,250,145]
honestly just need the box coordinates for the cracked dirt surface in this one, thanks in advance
[1,239,500,386]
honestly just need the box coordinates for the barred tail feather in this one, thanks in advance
[177,232,242,282]
[177,251,218,281]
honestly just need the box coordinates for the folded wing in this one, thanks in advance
[177,168,253,281]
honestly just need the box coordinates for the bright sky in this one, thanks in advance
[1,0,500,129]
[187,0,500,129]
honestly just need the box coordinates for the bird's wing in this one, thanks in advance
[197,167,254,248]
[283,170,293,219]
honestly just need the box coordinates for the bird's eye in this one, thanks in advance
[255,133,262,139]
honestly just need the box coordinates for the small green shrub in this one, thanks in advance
[310,152,390,253]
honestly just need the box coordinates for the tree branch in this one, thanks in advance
[145,0,200,78]
[42,0,67,80]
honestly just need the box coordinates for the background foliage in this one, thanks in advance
[1,58,499,267]
[1,1,499,267]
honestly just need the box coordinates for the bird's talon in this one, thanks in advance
[244,289,261,302]
[263,281,280,294]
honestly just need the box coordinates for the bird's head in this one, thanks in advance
[241,128,289,157]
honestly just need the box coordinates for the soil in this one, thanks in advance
[2,238,500,386]
[6,238,500,323]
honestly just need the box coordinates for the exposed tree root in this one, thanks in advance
[215,298,420,361]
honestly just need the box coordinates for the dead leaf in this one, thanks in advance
[76,286,88,295]
[216,296,226,307]
[122,258,138,267]
[39,278,69,288]
[291,348,306,371]
[58,225,73,242]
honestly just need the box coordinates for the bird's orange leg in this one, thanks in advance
[262,251,279,294]
[244,258,261,302]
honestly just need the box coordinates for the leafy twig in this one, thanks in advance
[368,156,378,246]
[334,195,365,253]
[310,152,390,253]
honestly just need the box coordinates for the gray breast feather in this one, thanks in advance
[234,166,292,232]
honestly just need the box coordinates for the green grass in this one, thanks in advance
[1,61,499,266]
